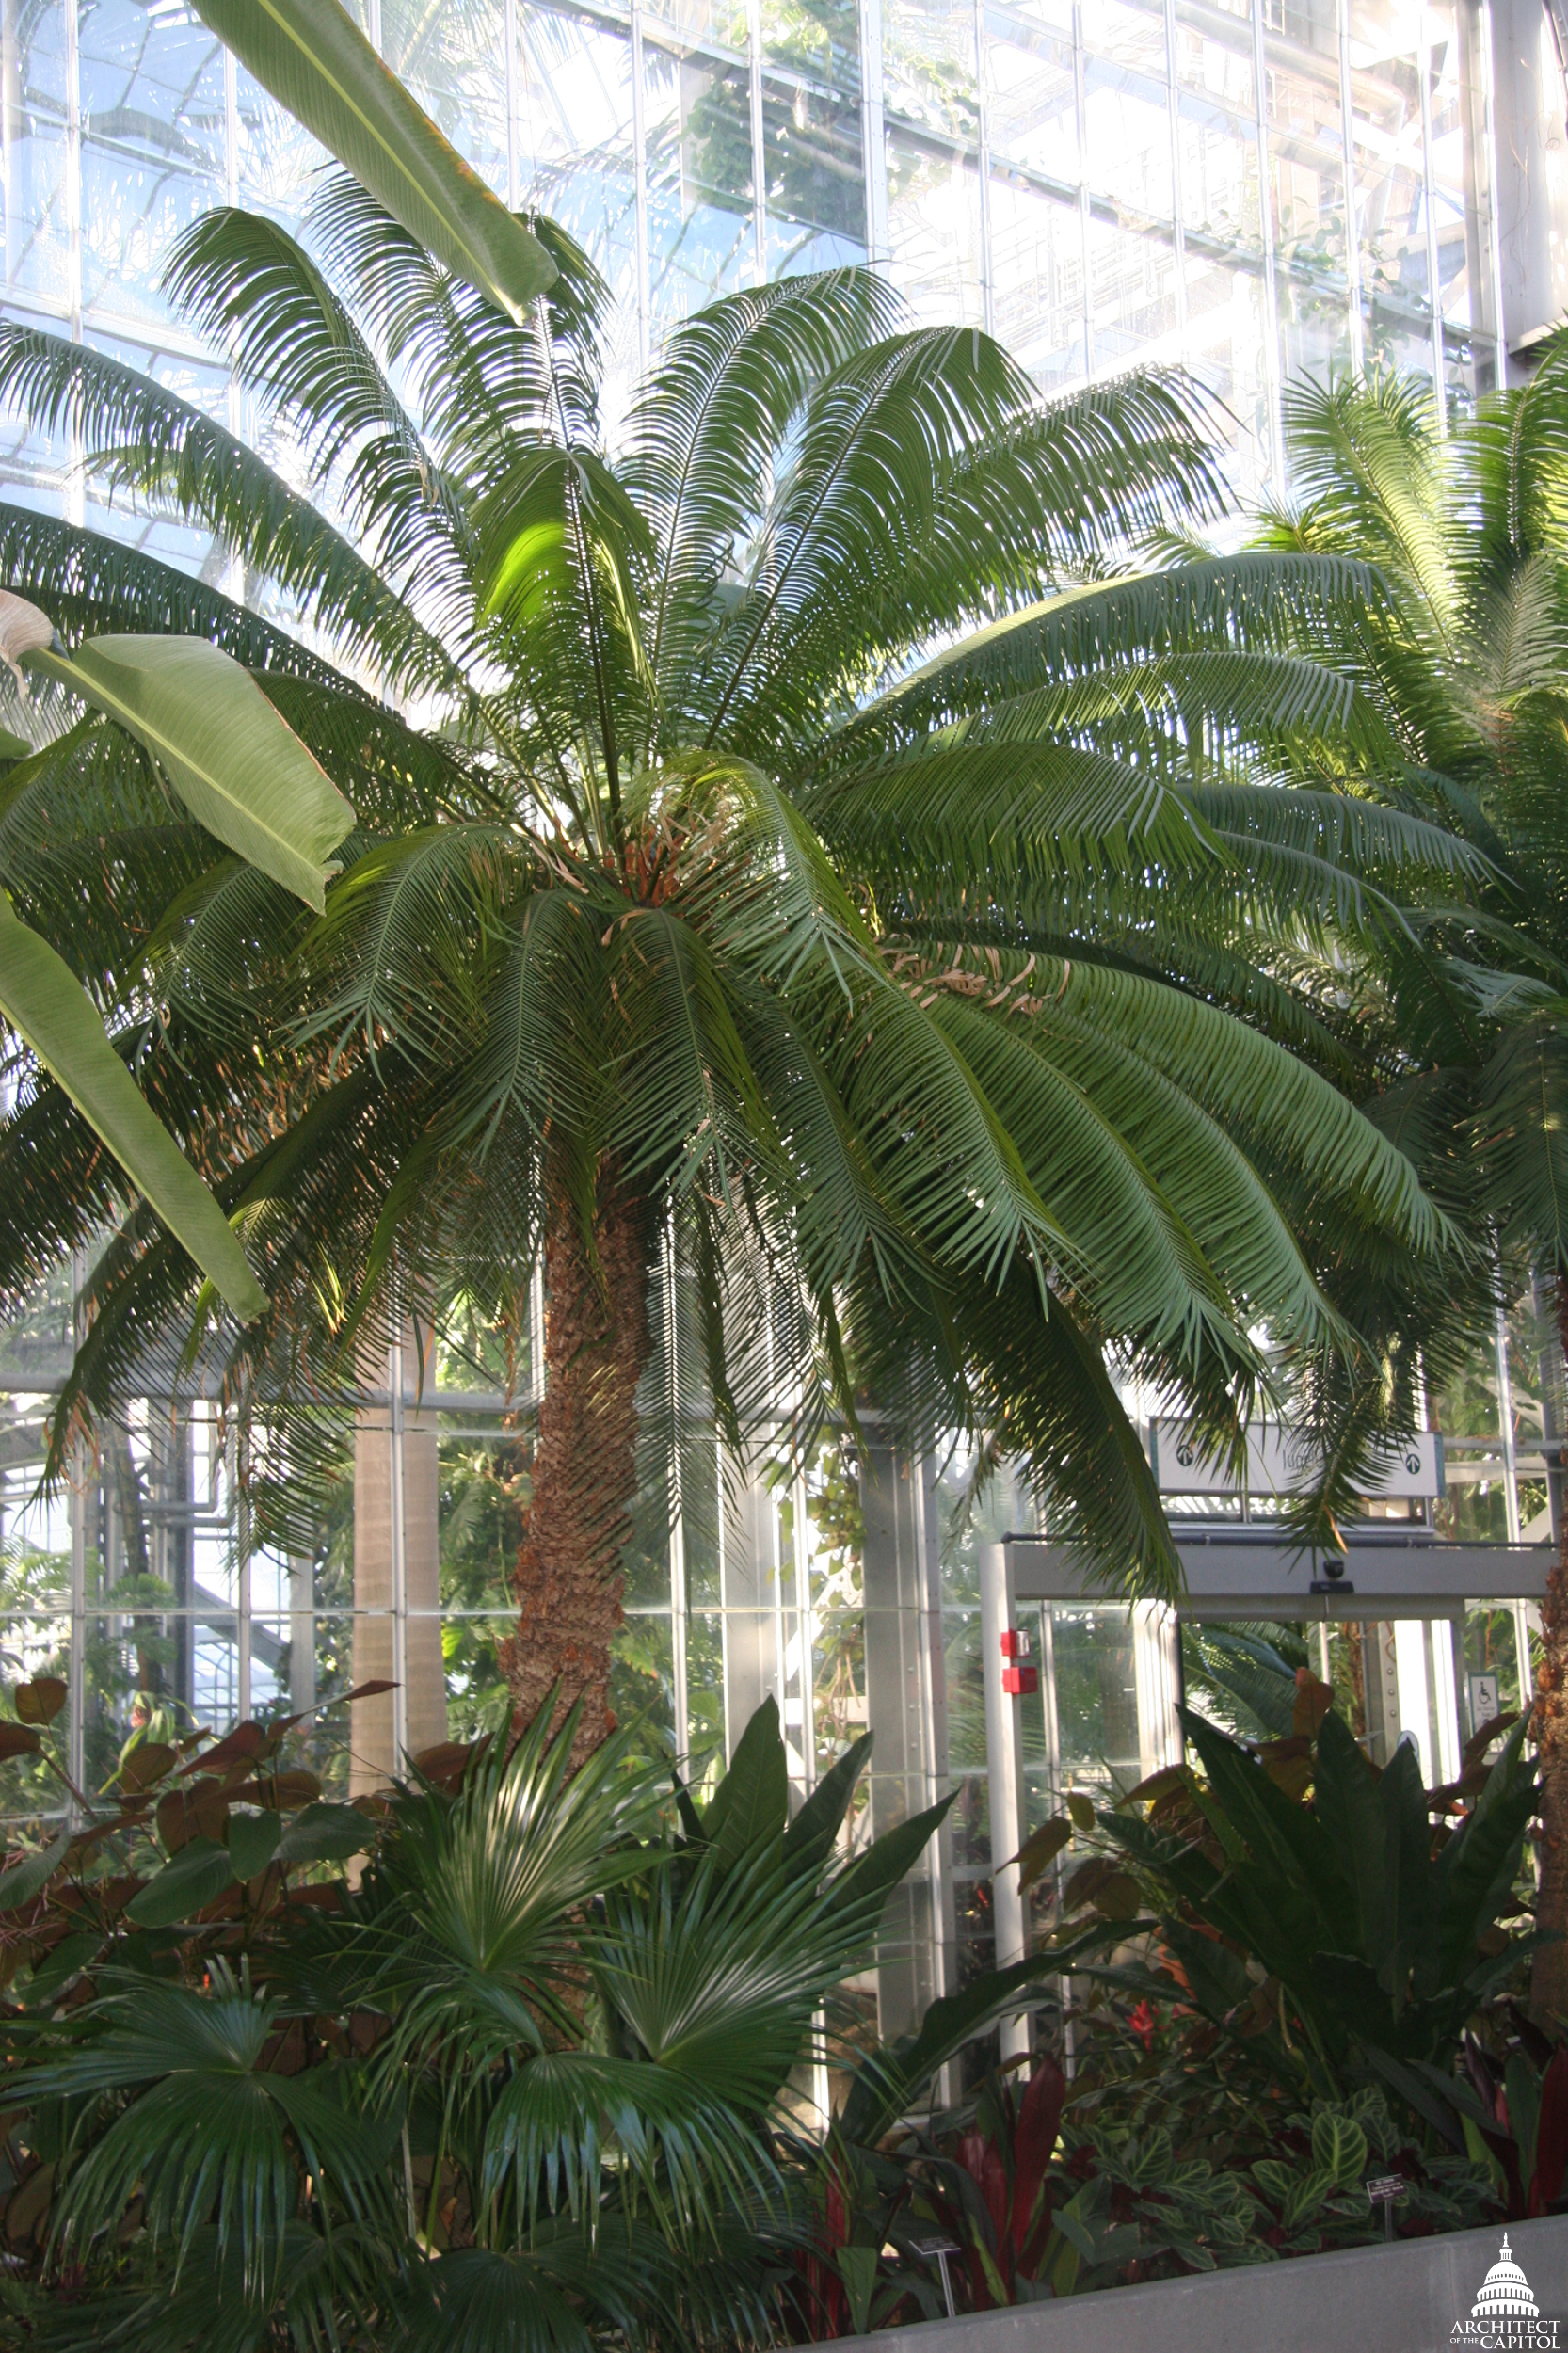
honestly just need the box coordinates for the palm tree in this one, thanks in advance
[0,3,1464,1747]
[1249,351,1568,2020]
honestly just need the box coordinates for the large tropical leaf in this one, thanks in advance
[189,0,556,320]
[0,896,265,1320]
[35,636,356,911]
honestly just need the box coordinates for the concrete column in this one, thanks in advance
[1364,1619,1403,1765]
[863,1442,948,2040]
[350,1325,445,1795]
[288,1559,315,1719]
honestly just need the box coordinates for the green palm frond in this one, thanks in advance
[819,552,1381,771]
[22,1973,392,2294]
[162,209,481,649]
[0,325,468,705]
[627,270,907,722]
[0,508,354,684]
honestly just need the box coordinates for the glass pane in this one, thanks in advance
[887,128,984,325]
[1085,212,1181,370]
[443,1612,520,1740]
[944,1607,985,1770]
[1081,0,1173,223]
[612,1608,677,1751]
[642,0,750,55]
[1184,250,1270,494]
[1427,0,1498,398]
[517,3,641,401]
[883,0,979,146]
[984,0,1078,187]
[760,0,860,94]
[762,74,867,274]
[1347,0,1432,331]
[233,58,328,234]
[0,0,71,304]
[948,1767,990,1868]
[989,174,1085,387]
[78,0,228,327]
[1462,1604,1528,1721]
[1361,299,1434,376]
[645,42,757,333]
[0,1609,69,1827]
[1174,1,1261,250]
[1048,1603,1141,1795]
[1275,265,1352,386]
[1266,10,1349,300]
[685,1608,728,1779]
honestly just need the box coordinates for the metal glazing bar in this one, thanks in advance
[664,1222,689,1767]
[1496,1296,1523,1545]
[631,0,650,371]
[1162,0,1189,350]
[505,0,519,210]
[67,1250,85,1815]
[390,1333,408,1766]
[971,0,993,333]
[234,1426,251,1724]
[748,0,767,283]
[1479,0,1509,376]
[1073,3,1092,370]
[860,0,888,265]
[1252,0,1285,488]
[1337,0,1365,369]
[1419,2,1447,412]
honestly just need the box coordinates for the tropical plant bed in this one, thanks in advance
[0,1668,1554,2347]
[800,2211,1568,2353]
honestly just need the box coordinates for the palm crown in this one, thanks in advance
[0,16,1472,1732]
[1252,353,1568,2021]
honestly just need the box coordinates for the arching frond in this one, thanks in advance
[0,325,470,706]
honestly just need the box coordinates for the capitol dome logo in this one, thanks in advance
[1451,2234,1559,2347]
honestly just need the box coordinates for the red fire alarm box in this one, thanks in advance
[1000,1627,1032,1659]
[1001,1664,1039,1696]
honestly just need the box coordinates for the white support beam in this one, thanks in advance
[979,1541,1029,2068]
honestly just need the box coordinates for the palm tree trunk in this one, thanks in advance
[502,1169,652,1753]
[1531,1277,1568,2024]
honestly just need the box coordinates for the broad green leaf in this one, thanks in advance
[836,2247,878,2335]
[831,1794,954,1916]
[227,1810,282,1881]
[275,1801,368,1865]
[0,1826,72,1913]
[125,1835,237,1927]
[781,1729,872,1881]
[702,1694,791,1868]
[0,897,266,1321]
[1310,2109,1368,2187]
[35,638,354,912]
[188,0,556,320]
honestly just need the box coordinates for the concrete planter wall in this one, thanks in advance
[819,2215,1568,2353]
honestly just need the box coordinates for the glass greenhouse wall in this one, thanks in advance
[0,0,1544,2053]
[0,0,1514,520]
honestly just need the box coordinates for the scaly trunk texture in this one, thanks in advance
[1531,1279,1568,2025]
[501,1170,652,1754]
